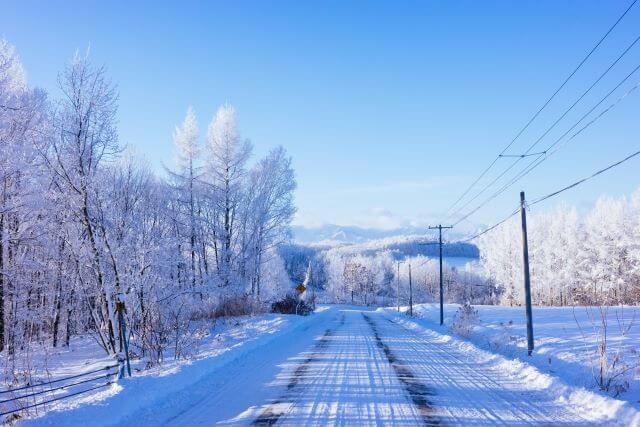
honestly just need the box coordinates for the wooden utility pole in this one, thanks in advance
[520,192,534,356]
[429,224,453,325]
[396,261,403,312]
[408,262,413,316]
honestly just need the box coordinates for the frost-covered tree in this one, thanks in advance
[206,105,252,292]
[0,39,48,354]
[168,107,203,290]
[479,194,640,306]
[479,220,521,306]
[44,52,120,353]
[243,146,296,299]
[0,40,299,379]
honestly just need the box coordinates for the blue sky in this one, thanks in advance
[3,0,639,232]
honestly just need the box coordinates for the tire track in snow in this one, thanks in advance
[362,313,440,426]
[380,314,590,425]
[155,309,341,426]
[251,313,346,425]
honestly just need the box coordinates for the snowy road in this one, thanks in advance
[122,307,602,426]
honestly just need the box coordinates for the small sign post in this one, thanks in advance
[295,284,306,315]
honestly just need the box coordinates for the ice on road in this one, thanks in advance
[139,307,598,426]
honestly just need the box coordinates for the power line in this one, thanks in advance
[529,149,640,206]
[462,148,640,241]
[495,75,640,194]
[452,63,640,226]
[519,34,640,156]
[449,34,640,223]
[461,208,520,243]
[444,0,638,216]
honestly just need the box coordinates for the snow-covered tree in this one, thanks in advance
[243,146,296,299]
[479,194,640,306]
[0,41,299,378]
[206,105,252,292]
[168,106,203,290]
[0,39,48,355]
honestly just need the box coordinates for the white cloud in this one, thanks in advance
[352,207,440,231]
[365,207,403,230]
[333,177,458,195]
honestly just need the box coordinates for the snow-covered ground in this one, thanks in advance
[18,305,640,426]
[394,303,640,410]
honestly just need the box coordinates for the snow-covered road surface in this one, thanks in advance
[128,307,606,426]
[29,305,630,426]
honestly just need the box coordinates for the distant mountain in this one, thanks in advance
[291,224,470,245]
[319,234,480,259]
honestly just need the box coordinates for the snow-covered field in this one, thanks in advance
[379,308,639,425]
[394,303,640,409]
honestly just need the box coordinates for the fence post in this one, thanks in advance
[117,353,126,379]
[408,262,413,317]
[116,293,132,377]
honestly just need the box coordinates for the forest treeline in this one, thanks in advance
[280,237,492,306]
[282,194,640,308]
[478,195,640,306]
[0,40,296,375]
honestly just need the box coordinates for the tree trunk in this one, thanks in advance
[52,239,65,347]
[82,195,116,353]
[0,209,4,352]
[65,289,74,347]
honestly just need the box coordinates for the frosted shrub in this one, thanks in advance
[271,295,313,316]
[190,298,220,323]
[575,305,639,396]
[214,295,254,318]
[452,302,479,337]
[488,320,518,352]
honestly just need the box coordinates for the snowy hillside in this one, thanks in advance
[318,233,479,258]
[291,224,472,245]
[279,234,482,306]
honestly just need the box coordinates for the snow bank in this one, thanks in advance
[19,309,331,426]
[382,304,640,425]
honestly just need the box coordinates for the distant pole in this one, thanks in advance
[309,262,316,310]
[397,261,401,312]
[408,262,413,316]
[520,191,534,356]
[304,261,315,310]
[429,224,453,325]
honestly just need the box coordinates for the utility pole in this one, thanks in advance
[408,262,413,316]
[396,261,402,312]
[520,191,534,356]
[429,224,453,326]
[308,262,315,310]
